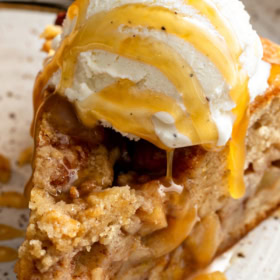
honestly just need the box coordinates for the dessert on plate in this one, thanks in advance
[16,0,280,279]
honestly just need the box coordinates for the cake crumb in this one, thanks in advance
[40,25,62,41]
[40,25,62,54]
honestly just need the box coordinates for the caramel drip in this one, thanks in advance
[0,224,24,241]
[24,177,33,202]
[162,150,182,191]
[0,192,28,209]
[228,78,249,198]
[166,150,174,179]
[67,0,89,25]
[32,0,89,119]
[192,1,250,198]
[0,246,18,263]
[269,64,280,86]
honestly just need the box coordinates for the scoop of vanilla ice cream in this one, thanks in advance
[50,0,271,148]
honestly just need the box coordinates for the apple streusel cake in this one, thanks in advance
[16,39,280,279]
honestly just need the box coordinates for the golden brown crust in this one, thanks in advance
[250,38,280,114]
[250,83,280,113]
[261,38,280,65]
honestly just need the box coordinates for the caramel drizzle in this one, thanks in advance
[0,192,27,262]
[166,150,175,180]
[0,2,250,266]
[228,80,249,198]
[33,3,238,147]
[185,0,249,198]
[77,80,200,150]
[59,4,237,87]
[0,246,18,263]
[32,0,250,197]
[0,192,28,209]
[0,224,24,241]
[186,0,240,58]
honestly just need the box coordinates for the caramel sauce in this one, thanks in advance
[0,246,18,263]
[60,7,223,147]
[186,0,240,59]
[32,0,249,198]
[193,271,227,280]
[0,192,28,209]
[0,196,26,263]
[166,150,174,179]
[0,224,24,241]
[67,0,89,25]
[8,1,265,271]
[227,80,249,198]
[76,78,215,149]
[24,177,33,201]
[269,64,280,86]
[61,4,237,85]
[158,150,184,194]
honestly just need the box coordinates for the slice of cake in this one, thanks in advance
[16,0,280,279]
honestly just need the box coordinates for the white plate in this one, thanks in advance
[0,3,279,279]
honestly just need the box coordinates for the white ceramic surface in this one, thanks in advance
[0,8,56,280]
[0,2,279,279]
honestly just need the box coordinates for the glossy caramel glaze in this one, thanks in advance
[0,192,28,209]
[0,224,24,241]
[0,246,18,263]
